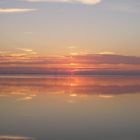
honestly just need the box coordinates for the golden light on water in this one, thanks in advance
[98,95,115,99]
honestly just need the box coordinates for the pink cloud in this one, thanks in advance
[0,54,140,75]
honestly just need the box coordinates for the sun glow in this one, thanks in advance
[70,52,78,56]
[69,63,77,66]
[70,94,78,97]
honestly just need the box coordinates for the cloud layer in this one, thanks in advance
[0,53,140,75]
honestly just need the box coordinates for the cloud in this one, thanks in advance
[0,53,140,65]
[18,48,34,52]
[73,54,140,65]
[0,135,34,140]
[0,8,36,13]
[0,53,140,75]
[17,48,38,55]
[98,51,115,55]
[0,48,37,58]
[25,0,101,5]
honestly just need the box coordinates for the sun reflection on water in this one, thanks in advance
[0,76,140,102]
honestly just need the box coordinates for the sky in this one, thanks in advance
[0,0,140,75]
[0,0,140,56]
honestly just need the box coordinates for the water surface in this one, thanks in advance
[0,75,140,140]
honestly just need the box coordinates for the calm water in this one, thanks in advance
[0,75,140,140]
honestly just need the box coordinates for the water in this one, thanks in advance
[0,75,140,140]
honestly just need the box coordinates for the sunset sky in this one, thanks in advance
[0,2,140,139]
[0,0,140,74]
[0,0,140,56]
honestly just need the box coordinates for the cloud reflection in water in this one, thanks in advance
[0,135,34,140]
[0,76,140,101]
